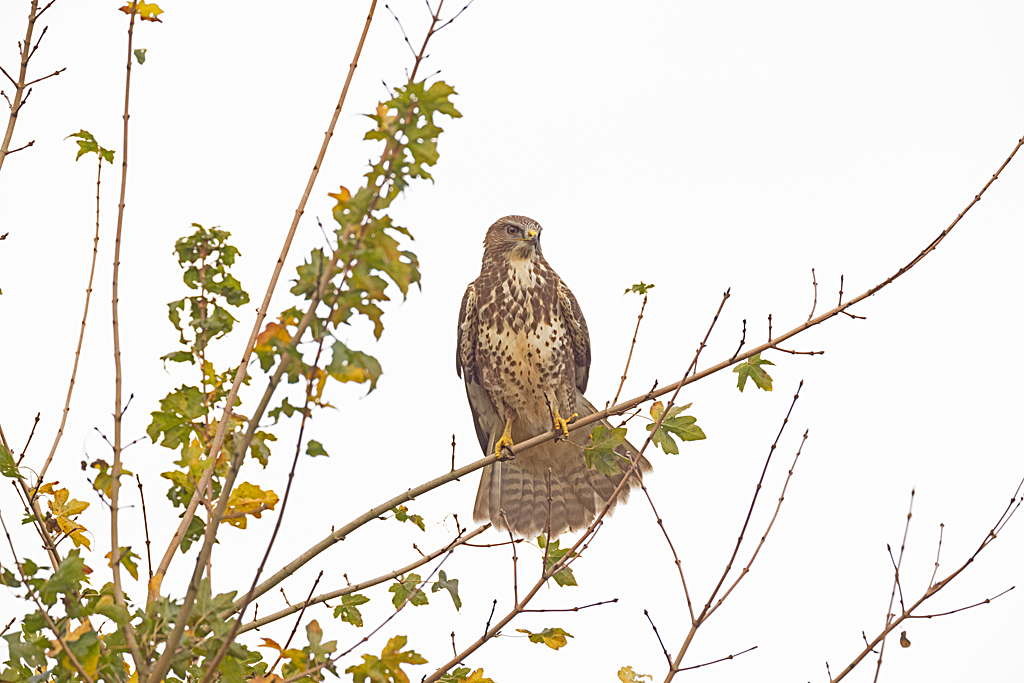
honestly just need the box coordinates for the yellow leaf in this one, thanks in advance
[118,2,164,22]
[148,572,163,597]
[49,488,90,518]
[618,666,653,682]
[33,481,59,496]
[221,482,279,528]
[464,669,496,683]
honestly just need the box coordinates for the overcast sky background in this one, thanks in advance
[1,1,1022,681]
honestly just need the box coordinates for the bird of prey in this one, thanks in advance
[457,215,652,538]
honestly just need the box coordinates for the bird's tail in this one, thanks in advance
[473,392,652,538]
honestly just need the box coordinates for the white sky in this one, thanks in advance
[1,1,1022,682]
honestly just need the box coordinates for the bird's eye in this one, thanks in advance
[506,226,519,235]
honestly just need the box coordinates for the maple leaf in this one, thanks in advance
[733,352,775,392]
[105,546,141,580]
[333,593,370,627]
[119,2,164,22]
[47,488,91,549]
[516,627,573,650]
[585,424,628,475]
[221,482,279,529]
[439,668,495,683]
[389,574,429,610]
[430,570,461,611]
[538,536,577,587]
[645,401,707,455]
[345,635,426,683]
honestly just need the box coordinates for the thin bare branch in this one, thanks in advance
[16,412,39,464]
[268,571,323,675]
[37,142,105,484]
[873,491,915,683]
[645,609,673,669]
[612,291,649,406]
[909,586,1015,620]
[684,288,730,379]
[136,474,153,583]
[730,319,746,362]
[500,510,518,604]
[807,268,818,322]
[676,646,757,673]
[24,65,64,86]
[522,598,618,613]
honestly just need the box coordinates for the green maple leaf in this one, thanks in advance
[584,424,628,475]
[389,574,428,610]
[538,536,577,587]
[333,593,370,627]
[645,401,706,455]
[733,353,775,392]
[430,570,462,611]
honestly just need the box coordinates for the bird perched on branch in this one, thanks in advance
[457,215,651,538]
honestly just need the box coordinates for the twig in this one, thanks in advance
[268,571,324,675]
[385,3,417,59]
[500,510,518,604]
[483,599,496,638]
[685,289,730,379]
[24,66,64,86]
[136,474,153,583]
[16,412,39,464]
[873,491,914,683]
[768,313,772,341]
[772,346,824,356]
[637,477,695,623]
[37,132,106,484]
[929,523,944,587]
[5,139,33,154]
[612,291,649,406]
[645,609,672,669]
[1,511,95,683]
[730,319,746,362]
[108,6,146,675]
[807,268,818,322]
[909,586,1015,619]
[450,434,456,472]
[521,598,618,613]
[1,0,55,173]
[888,545,906,613]
[0,617,14,637]
[676,646,757,673]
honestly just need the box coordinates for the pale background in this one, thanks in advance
[1,1,1022,681]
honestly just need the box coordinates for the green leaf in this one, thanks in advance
[389,574,428,610]
[645,401,707,454]
[624,282,655,295]
[326,340,382,392]
[392,505,425,531]
[516,627,573,650]
[40,550,88,606]
[65,129,114,163]
[430,570,462,611]
[733,353,775,392]
[0,565,20,587]
[584,424,627,475]
[134,48,147,64]
[438,668,496,683]
[539,537,577,587]
[0,445,19,478]
[333,593,369,627]
[180,515,205,552]
[306,439,328,458]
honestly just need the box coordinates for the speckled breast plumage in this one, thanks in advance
[473,257,576,432]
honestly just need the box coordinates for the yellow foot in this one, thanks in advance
[495,418,515,460]
[553,409,578,441]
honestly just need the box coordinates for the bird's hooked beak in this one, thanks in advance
[519,229,539,247]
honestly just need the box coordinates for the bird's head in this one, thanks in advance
[483,215,542,262]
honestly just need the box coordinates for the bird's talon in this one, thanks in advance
[495,418,515,460]
[553,410,577,441]
[499,444,516,461]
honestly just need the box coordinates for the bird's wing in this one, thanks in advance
[557,279,592,394]
[457,282,497,455]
